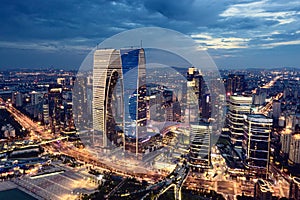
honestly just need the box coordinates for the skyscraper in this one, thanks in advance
[121,48,147,155]
[226,74,246,95]
[243,114,272,173]
[189,124,211,170]
[202,94,211,120]
[187,67,205,113]
[186,67,203,123]
[93,49,122,148]
[272,100,281,119]
[228,95,252,149]
[289,134,300,165]
[280,128,292,158]
[93,48,146,156]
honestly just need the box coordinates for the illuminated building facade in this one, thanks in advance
[93,49,122,148]
[189,124,211,170]
[243,114,272,172]
[93,48,146,155]
[226,74,246,96]
[187,67,205,114]
[280,128,292,158]
[289,134,300,165]
[201,94,211,120]
[228,95,252,149]
[186,67,211,170]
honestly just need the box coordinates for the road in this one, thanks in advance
[1,97,293,200]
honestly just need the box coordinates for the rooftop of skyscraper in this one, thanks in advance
[246,114,273,123]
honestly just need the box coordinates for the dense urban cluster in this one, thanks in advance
[0,65,299,200]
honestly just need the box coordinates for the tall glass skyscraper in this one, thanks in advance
[243,114,272,172]
[93,48,146,155]
[93,49,123,148]
[227,95,252,149]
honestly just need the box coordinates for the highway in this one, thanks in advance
[1,99,161,181]
[252,75,282,94]
[258,92,283,115]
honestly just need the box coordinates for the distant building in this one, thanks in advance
[202,94,211,120]
[57,77,66,86]
[30,91,43,106]
[280,128,292,158]
[48,86,63,133]
[228,95,252,149]
[226,74,245,95]
[253,88,267,106]
[43,101,50,125]
[163,89,175,122]
[146,87,164,121]
[289,134,300,165]
[243,114,272,172]
[13,92,23,107]
[272,100,281,119]
[254,179,273,200]
[187,67,205,111]
[1,124,16,138]
[278,115,285,128]
[286,114,296,131]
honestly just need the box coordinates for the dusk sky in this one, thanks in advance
[0,0,300,70]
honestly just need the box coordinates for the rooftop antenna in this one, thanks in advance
[140,40,143,48]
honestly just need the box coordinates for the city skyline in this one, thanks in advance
[0,66,300,199]
[1,1,300,200]
[0,0,300,69]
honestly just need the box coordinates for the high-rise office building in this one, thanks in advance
[286,114,295,130]
[243,114,272,172]
[12,92,23,107]
[48,86,63,133]
[272,100,281,119]
[280,128,292,158]
[289,134,300,165]
[226,74,246,95]
[121,48,147,155]
[202,94,211,120]
[187,67,205,112]
[186,67,203,123]
[30,91,43,106]
[93,49,123,148]
[189,124,211,170]
[93,48,146,155]
[43,98,50,125]
[163,89,174,122]
[253,88,267,106]
[228,95,252,149]
[146,86,164,121]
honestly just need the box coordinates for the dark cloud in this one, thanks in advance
[0,0,299,69]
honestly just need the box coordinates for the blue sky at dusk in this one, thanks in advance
[0,0,300,69]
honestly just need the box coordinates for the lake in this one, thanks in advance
[0,188,37,200]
